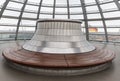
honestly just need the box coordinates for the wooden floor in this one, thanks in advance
[2,44,115,68]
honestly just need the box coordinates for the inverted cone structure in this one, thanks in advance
[3,19,115,76]
[23,19,95,54]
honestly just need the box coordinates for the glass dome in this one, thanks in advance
[0,0,120,42]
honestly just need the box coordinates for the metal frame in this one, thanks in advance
[1,15,120,21]
[0,0,119,42]
[67,0,70,19]
[0,0,10,19]
[53,0,56,18]
[1,6,119,15]
[10,0,114,8]
[80,0,89,40]
[114,0,120,10]
[95,0,108,42]
[35,0,43,30]
[15,0,28,40]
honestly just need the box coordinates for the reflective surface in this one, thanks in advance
[23,19,95,54]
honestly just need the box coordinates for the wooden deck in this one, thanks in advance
[2,46,115,68]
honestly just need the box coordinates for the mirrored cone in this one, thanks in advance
[23,19,95,54]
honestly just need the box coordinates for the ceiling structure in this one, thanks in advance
[0,0,120,42]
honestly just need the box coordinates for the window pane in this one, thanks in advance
[23,13,37,18]
[56,0,67,5]
[39,14,52,18]
[42,0,54,4]
[20,20,36,26]
[55,8,67,14]
[69,0,81,4]
[3,10,20,17]
[0,0,6,5]
[24,5,38,11]
[70,15,83,19]
[103,11,120,18]
[0,26,16,40]
[55,15,68,19]
[100,3,117,10]
[86,6,99,12]
[70,7,82,13]
[0,18,18,24]
[7,2,23,9]
[87,14,101,19]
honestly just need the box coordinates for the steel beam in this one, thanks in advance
[15,0,28,40]
[0,0,10,19]
[35,0,43,30]
[114,0,120,10]
[80,0,89,40]
[95,0,108,42]
[53,0,56,18]
[67,0,70,19]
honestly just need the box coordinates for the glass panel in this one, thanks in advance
[55,8,67,14]
[69,0,80,5]
[22,12,37,18]
[99,0,113,2]
[105,20,120,26]
[20,20,36,26]
[87,13,101,19]
[13,0,24,2]
[70,15,83,19]
[0,26,16,40]
[24,5,38,11]
[100,3,117,10]
[41,7,53,13]
[7,2,23,9]
[0,0,6,5]
[86,6,99,12]
[84,0,96,4]
[89,28,104,33]
[39,14,52,18]
[18,27,35,40]
[89,34,106,41]
[88,21,106,41]
[88,21,104,26]
[70,7,82,13]
[108,35,120,42]
[42,0,54,4]
[55,15,68,19]
[28,0,40,3]
[3,10,20,17]
[107,28,120,33]
[0,18,18,24]
[0,26,16,31]
[88,26,106,41]
[103,11,120,18]
[56,0,67,5]
[19,27,35,32]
